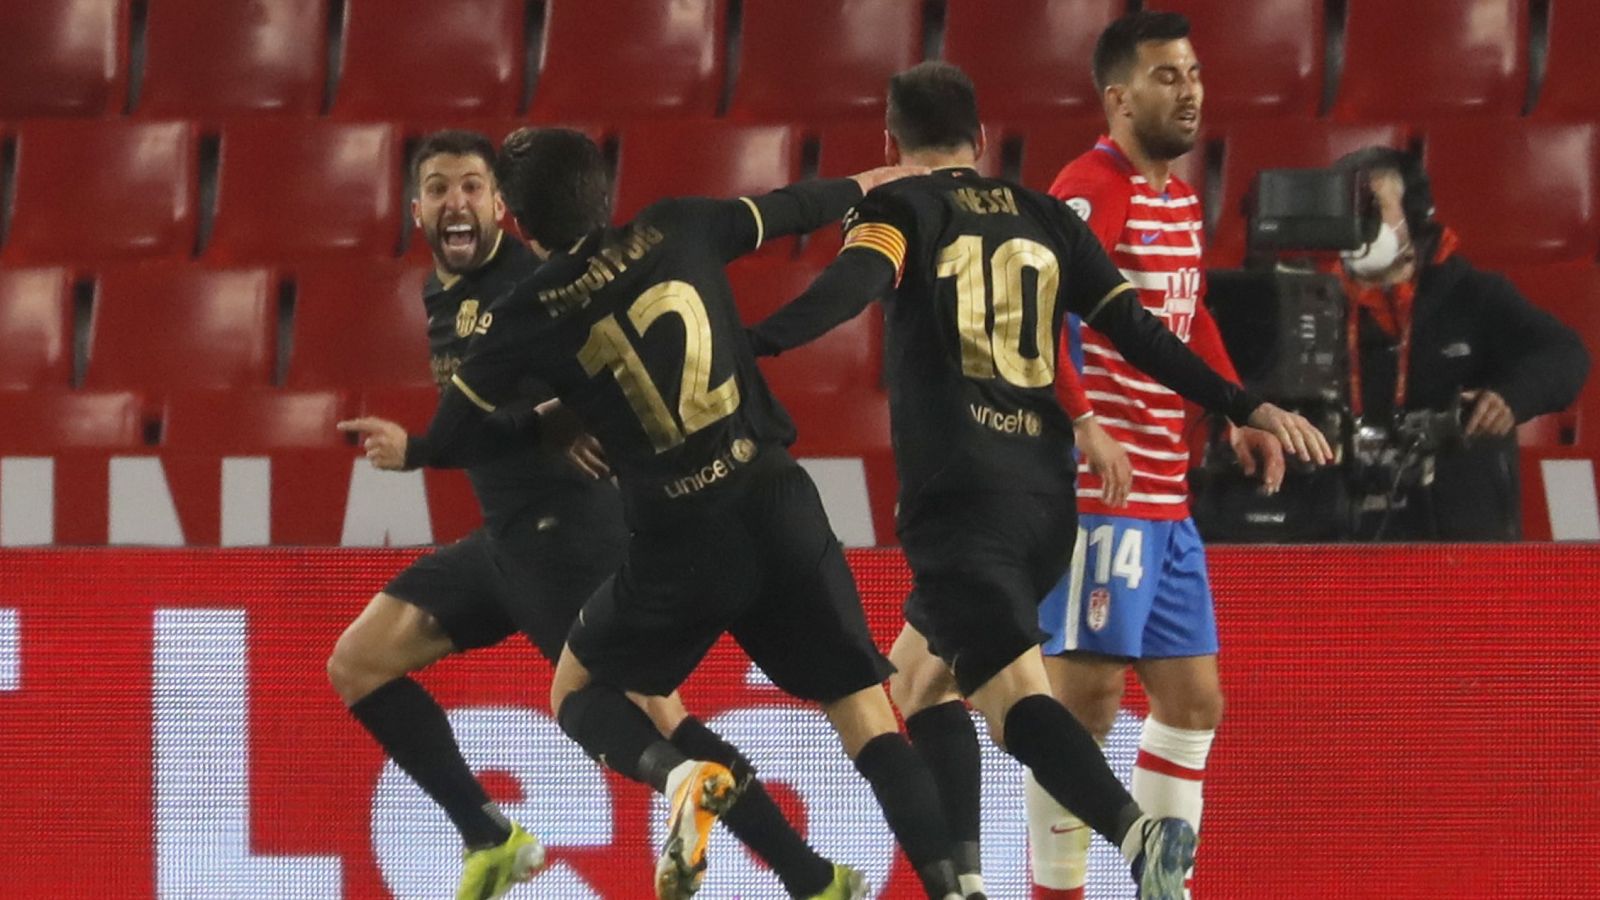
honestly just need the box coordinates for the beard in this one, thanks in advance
[1132,113,1199,162]
[426,212,497,274]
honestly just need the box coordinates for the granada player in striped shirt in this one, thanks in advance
[1027,13,1289,900]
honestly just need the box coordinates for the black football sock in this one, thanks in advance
[557,684,688,791]
[1002,693,1143,845]
[906,701,984,877]
[853,733,962,898]
[672,717,834,897]
[348,677,511,849]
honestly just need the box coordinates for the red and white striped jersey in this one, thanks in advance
[1050,137,1240,520]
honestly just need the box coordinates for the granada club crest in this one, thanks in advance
[1087,587,1112,632]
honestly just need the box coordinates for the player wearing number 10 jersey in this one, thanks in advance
[750,62,1329,900]
[407,127,971,899]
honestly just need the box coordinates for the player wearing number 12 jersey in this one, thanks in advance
[406,127,971,899]
[749,62,1327,900]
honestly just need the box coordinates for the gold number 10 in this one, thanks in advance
[937,234,1061,388]
[577,280,741,452]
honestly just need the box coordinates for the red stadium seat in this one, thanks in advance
[613,122,800,246]
[0,390,145,451]
[728,0,920,124]
[1147,0,1323,122]
[86,265,277,393]
[138,0,327,119]
[287,261,434,390]
[1503,262,1600,445]
[1013,117,1114,195]
[529,0,725,121]
[1212,120,1409,266]
[1534,0,1600,120]
[210,121,402,265]
[333,0,524,119]
[944,0,1119,123]
[162,389,350,451]
[1334,0,1528,121]
[357,385,444,432]
[0,0,127,117]
[728,258,883,395]
[1425,120,1599,267]
[0,268,72,390]
[4,121,198,266]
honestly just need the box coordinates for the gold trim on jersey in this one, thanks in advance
[739,196,765,250]
[450,373,497,413]
[841,222,908,277]
[1084,281,1136,325]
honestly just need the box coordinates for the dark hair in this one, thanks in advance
[1092,11,1192,93]
[411,129,497,185]
[1334,145,1441,255]
[496,127,613,249]
[886,61,981,153]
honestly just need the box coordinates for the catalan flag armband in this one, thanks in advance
[840,221,908,286]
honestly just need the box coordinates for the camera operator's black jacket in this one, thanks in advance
[1355,254,1590,540]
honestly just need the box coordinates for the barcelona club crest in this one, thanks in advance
[1087,587,1111,633]
[455,299,481,338]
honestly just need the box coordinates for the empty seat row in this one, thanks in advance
[2,116,1594,271]
[0,256,885,397]
[0,1,1594,125]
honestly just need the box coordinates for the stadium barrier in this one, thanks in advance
[1,546,1596,898]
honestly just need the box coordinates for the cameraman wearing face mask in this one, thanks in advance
[1334,147,1589,540]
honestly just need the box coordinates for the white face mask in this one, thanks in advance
[1342,222,1405,278]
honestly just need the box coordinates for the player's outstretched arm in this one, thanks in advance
[706,167,926,262]
[1084,290,1329,464]
[747,248,896,357]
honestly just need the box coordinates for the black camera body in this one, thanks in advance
[1191,166,1462,542]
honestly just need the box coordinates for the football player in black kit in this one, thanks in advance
[334,131,867,900]
[748,63,1332,900]
[391,127,976,900]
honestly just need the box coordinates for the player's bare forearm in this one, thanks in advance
[748,250,893,356]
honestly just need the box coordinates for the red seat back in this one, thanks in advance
[529,0,725,121]
[0,0,127,117]
[334,0,524,119]
[210,121,402,265]
[86,265,277,393]
[139,0,327,119]
[5,121,198,265]
[944,0,1118,124]
[0,390,145,452]
[1149,0,1323,122]
[1334,0,1528,121]
[728,0,920,124]
[1535,0,1600,120]
[162,389,350,451]
[1426,120,1599,266]
[287,261,434,390]
[613,122,801,225]
[0,268,73,390]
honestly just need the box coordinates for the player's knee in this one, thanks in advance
[1060,679,1123,740]
[327,627,398,705]
[1168,689,1224,732]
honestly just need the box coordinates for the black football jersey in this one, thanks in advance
[421,234,594,531]
[751,168,1260,503]
[442,180,864,520]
